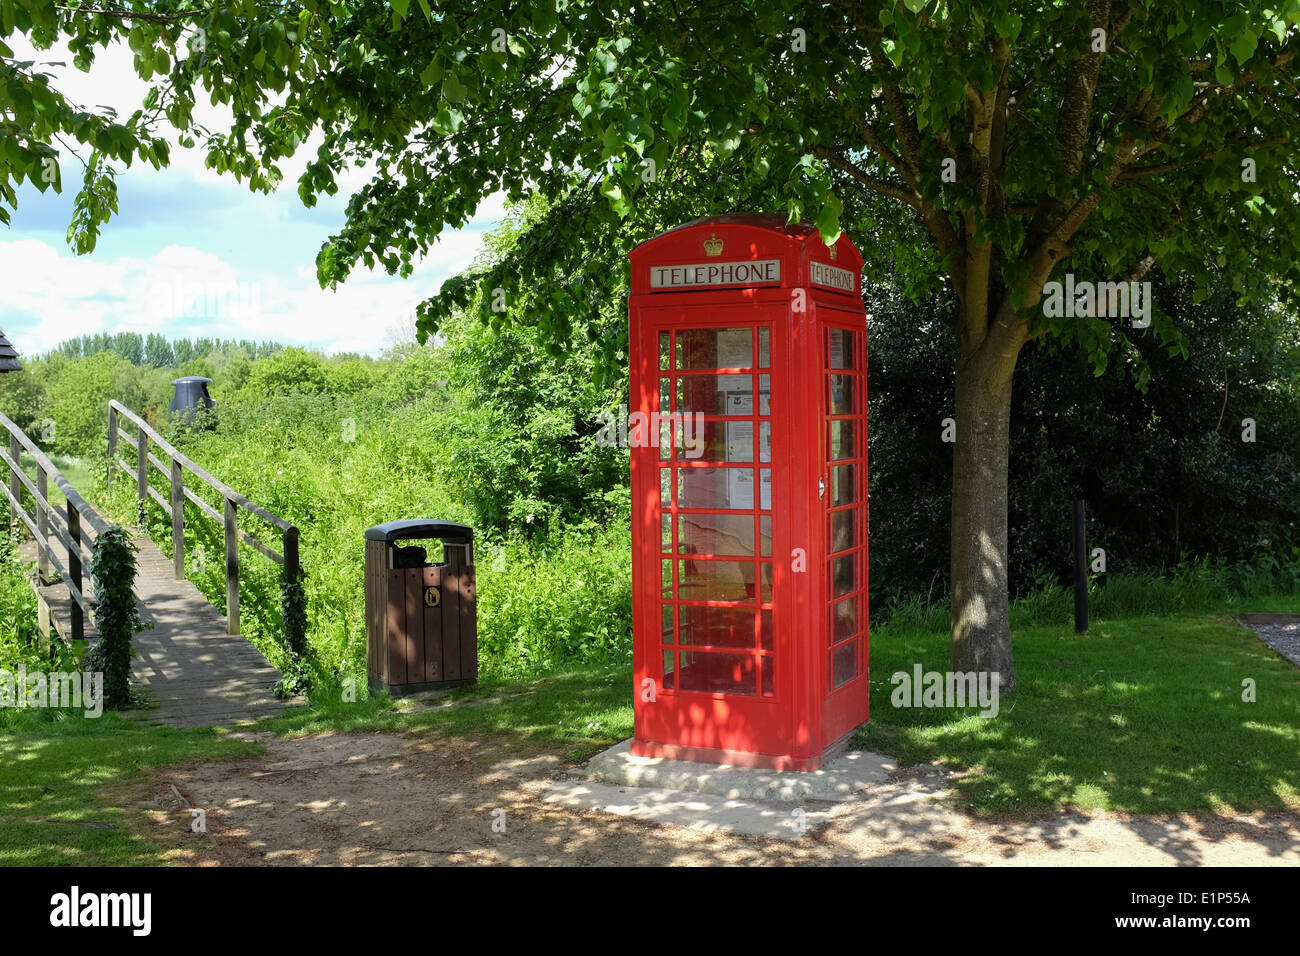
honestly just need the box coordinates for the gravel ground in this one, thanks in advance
[1236,614,1300,668]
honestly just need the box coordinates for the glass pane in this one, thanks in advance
[832,463,858,506]
[661,513,672,552]
[760,608,773,650]
[758,328,770,368]
[678,328,752,370]
[663,650,676,689]
[758,374,771,415]
[760,516,772,556]
[678,513,756,555]
[761,656,774,696]
[677,604,756,649]
[660,468,672,506]
[829,375,856,416]
[760,562,773,604]
[759,468,771,510]
[665,420,732,462]
[679,375,742,416]
[659,332,671,370]
[679,467,751,510]
[832,553,857,598]
[831,508,856,553]
[659,377,671,411]
[829,419,856,460]
[662,559,672,598]
[659,417,671,459]
[657,414,707,459]
[831,596,859,643]
[678,559,758,602]
[758,422,771,462]
[662,604,674,643]
[677,650,757,695]
[827,328,858,369]
[831,640,858,689]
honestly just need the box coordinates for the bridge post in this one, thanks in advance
[170,459,184,579]
[224,496,240,635]
[135,423,148,513]
[7,433,19,532]
[67,501,84,641]
[37,591,50,650]
[107,405,117,489]
[35,465,50,584]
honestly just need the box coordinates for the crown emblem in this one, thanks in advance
[828,244,838,260]
[703,234,723,257]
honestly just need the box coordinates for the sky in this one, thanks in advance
[1,34,507,358]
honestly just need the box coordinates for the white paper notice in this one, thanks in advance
[716,328,752,369]
[829,329,846,369]
[726,421,753,460]
[725,391,753,415]
[728,469,754,509]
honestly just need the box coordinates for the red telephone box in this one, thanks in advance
[627,214,869,771]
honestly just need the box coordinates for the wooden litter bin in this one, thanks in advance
[365,519,476,697]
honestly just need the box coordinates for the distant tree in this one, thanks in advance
[245,347,327,396]
[112,332,143,365]
[144,333,174,368]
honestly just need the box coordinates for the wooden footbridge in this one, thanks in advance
[2,404,304,727]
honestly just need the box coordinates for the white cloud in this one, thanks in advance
[4,34,512,356]
[0,230,490,356]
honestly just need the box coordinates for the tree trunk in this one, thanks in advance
[950,345,1019,691]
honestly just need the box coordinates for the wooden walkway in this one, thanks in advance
[127,534,290,727]
[20,522,291,728]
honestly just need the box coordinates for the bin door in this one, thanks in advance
[632,307,792,758]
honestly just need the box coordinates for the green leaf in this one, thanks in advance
[814,194,842,245]
[1229,30,1258,65]
[994,11,1022,42]
[390,0,411,20]
[442,72,467,103]
[420,59,443,87]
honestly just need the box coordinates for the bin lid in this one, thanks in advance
[365,519,473,543]
[170,376,213,385]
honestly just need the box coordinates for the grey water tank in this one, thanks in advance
[169,376,217,427]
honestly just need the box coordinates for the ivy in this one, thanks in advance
[84,525,144,710]
[273,560,311,698]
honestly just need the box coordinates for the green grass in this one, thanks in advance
[18,453,95,508]
[3,593,1298,865]
[264,663,635,763]
[855,600,1300,816]
[0,710,260,866]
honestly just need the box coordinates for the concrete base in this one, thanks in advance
[582,738,896,804]
[543,779,838,840]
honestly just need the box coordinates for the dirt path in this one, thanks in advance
[115,729,1300,866]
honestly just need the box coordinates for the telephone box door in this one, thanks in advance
[632,304,795,759]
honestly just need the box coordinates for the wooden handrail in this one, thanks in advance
[107,400,300,636]
[108,401,293,532]
[0,410,111,642]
